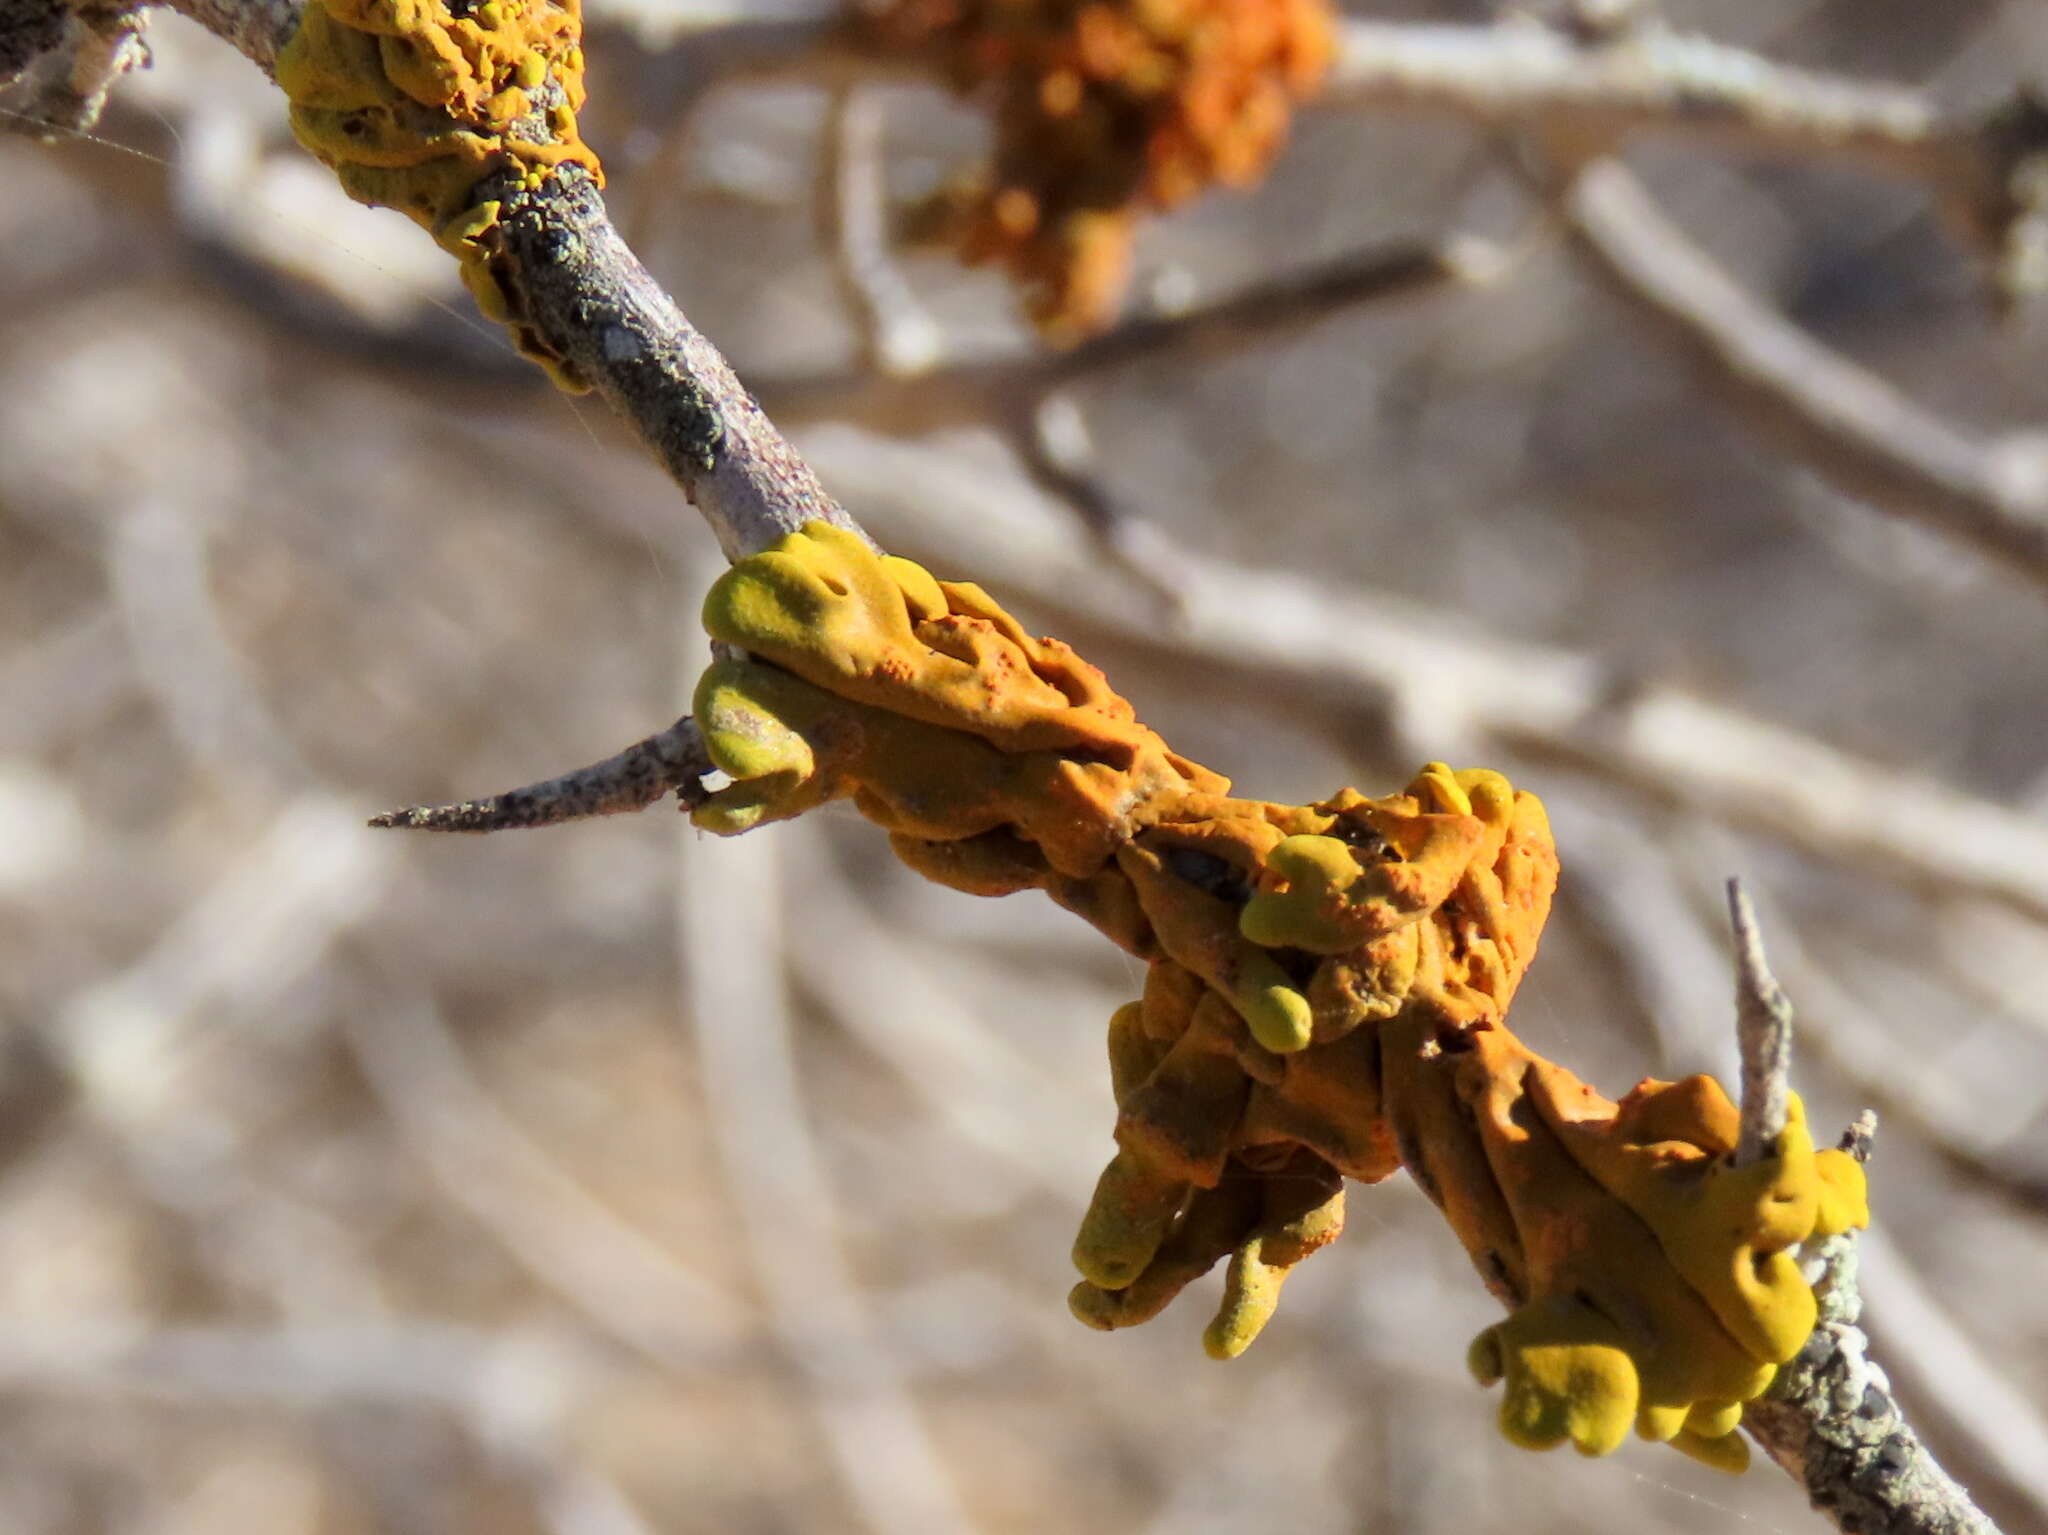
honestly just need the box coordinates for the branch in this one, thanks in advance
[818,82,942,378]
[1718,901,2000,1533]
[1,0,151,136]
[1727,877,1791,1165]
[763,232,1506,429]
[1742,1119,2001,1534]
[797,424,2048,924]
[1563,161,2048,595]
[154,0,870,563]
[370,715,712,832]
[1326,15,2048,305]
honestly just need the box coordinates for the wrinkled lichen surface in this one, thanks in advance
[856,0,1334,340]
[276,0,603,388]
[693,523,1869,1470]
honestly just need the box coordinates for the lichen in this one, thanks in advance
[691,522,1871,1470]
[276,0,603,390]
[856,0,1335,341]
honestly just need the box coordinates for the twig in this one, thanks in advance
[371,715,713,832]
[1327,17,1944,165]
[1012,391,1187,611]
[154,0,870,563]
[1718,904,2006,1532]
[1563,161,2048,595]
[1325,15,2048,305]
[1743,1115,2004,1535]
[1856,1224,2048,1520]
[1727,877,1792,1165]
[819,83,942,378]
[763,233,1505,429]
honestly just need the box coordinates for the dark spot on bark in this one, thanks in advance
[1856,1383,1891,1421]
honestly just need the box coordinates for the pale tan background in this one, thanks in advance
[3,1,2047,1531]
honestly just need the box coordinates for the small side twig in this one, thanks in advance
[370,715,712,833]
[1728,876,1792,1164]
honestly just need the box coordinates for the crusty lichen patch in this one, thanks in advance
[691,522,1870,1471]
[858,0,1334,341]
[276,0,603,388]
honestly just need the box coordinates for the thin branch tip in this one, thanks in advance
[367,717,714,835]
[1727,877,1794,1165]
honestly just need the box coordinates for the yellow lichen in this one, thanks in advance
[690,522,1872,1470]
[276,0,603,389]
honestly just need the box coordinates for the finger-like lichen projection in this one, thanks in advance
[857,0,1334,342]
[276,0,602,389]
[691,522,1869,1470]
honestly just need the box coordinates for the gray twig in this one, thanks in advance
[1727,876,1793,1165]
[371,716,713,833]
[155,0,870,564]
[1743,1115,2003,1535]
[1718,899,2002,1532]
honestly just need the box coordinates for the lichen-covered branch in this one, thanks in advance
[2,0,151,136]
[1743,1117,2000,1534]
[34,5,2022,1528]
[663,522,1871,1473]
[155,0,866,562]
[1722,914,2000,1534]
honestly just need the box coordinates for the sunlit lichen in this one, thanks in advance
[691,521,1871,1470]
[856,0,1335,341]
[276,0,603,389]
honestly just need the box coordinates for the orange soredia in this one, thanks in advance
[861,0,1334,340]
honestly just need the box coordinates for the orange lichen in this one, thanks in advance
[276,0,602,389]
[692,523,1870,1469]
[858,0,1334,340]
